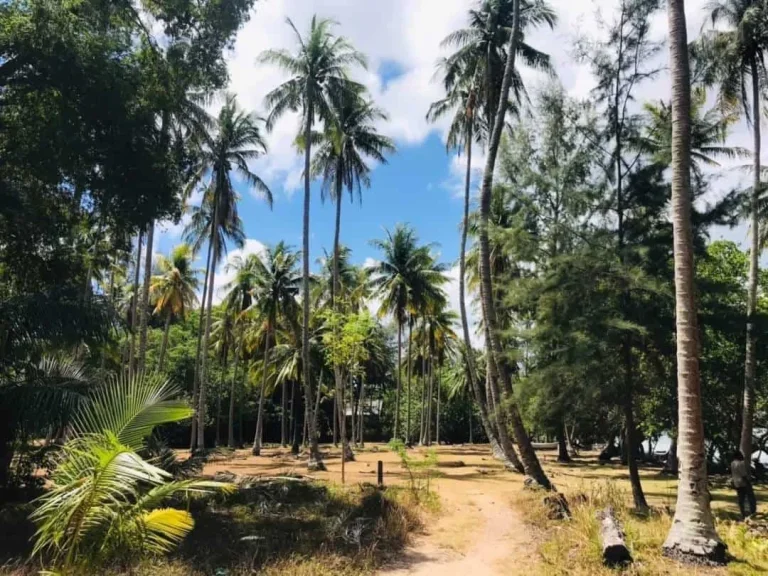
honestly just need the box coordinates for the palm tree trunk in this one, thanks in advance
[196,199,220,451]
[394,322,402,439]
[419,354,427,445]
[662,2,725,558]
[475,0,550,489]
[426,354,434,445]
[157,313,171,371]
[216,370,224,446]
[191,233,213,450]
[486,355,524,473]
[137,220,155,373]
[740,57,762,460]
[557,422,571,463]
[301,100,323,470]
[358,377,365,447]
[228,331,243,448]
[407,319,413,446]
[350,373,357,448]
[253,331,271,456]
[281,378,288,447]
[436,364,441,445]
[292,379,301,455]
[129,230,143,378]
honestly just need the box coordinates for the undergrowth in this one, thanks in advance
[516,480,768,576]
[0,479,424,576]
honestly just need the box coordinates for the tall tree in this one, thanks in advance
[259,16,366,469]
[475,0,551,488]
[663,0,727,562]
[699,0,767,459]
[188,94,272,451]
[150,244,199,372]
[249,243,301,455]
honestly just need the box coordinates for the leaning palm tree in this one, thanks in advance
[184,187,247,450]
[697,0,767,457]
[150,244,199,372]
[662,0,727,562]
[187,94,272,451]
[248,243,301,456]
[440,0,557,129]
[258,16,366,469]
[474,0,551,488]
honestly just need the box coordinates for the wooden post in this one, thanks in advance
[377,460,383,488]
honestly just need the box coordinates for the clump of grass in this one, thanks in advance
[517,478,768,576]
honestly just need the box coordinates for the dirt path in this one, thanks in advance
[378,485,534,575]
[199,444,537,574]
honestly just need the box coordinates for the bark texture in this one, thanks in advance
[662,1,726,560]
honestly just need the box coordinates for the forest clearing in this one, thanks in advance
[2,0,768,573]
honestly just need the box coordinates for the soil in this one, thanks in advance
[198,443,538,575]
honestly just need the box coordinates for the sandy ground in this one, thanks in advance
[198,443,538,575]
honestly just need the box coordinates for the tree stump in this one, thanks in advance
[597,507,632,566]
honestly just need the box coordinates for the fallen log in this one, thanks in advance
[597,507,632,566]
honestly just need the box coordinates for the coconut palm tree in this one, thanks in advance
[370,225,447,444]
[662,0,727,562]
[699,0,767,457]
[150,244,199,372]
[184,187,247,450]
[258,16,366,469]
[210,309,236,446]
[474,0,551,488]
[440,0,557,129]
[248,242,301,456]
[187,94,272,451]
[221,253,262,447]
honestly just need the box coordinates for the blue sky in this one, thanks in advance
[153,0,765,322]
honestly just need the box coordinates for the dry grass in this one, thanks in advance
[0,479,426,576]
[516,453,768,576]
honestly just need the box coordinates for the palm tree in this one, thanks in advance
[440,0,556,129]
[184,186,246,449]
[259,16,366,470]
[370,225,447,443]
[249,243,301,456]
[474,0,551,488]
[187,94,272,451]
[150,244,199,372]
[662,0,727,562]
[221,253,261,447]
[425,304,458,445]
[210,309,236,446]
[699,0,766,457]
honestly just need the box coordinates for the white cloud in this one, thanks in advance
[210,239,267,304]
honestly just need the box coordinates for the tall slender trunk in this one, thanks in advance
[436,365,441,445]
[292,379,301,455]
[419,353,427,445]
[557,421,571,463]
[228,330,243,448]
[350,373,358,448]
[157,313,172,372]
[191,235,213,450]
[663,2,725,558]
[406,319,413,445]
[394,322,402,439]
[475,0,549,488]
[358,377,365,447]
[129,231,143,378]
[624,343,648,509]
[137,221,155,373]
[252,331,271,456]
[301,100,323,470]
[281,378,288,448]
[196,198,219,451]
[215,363,225,447]
[333,395,339,446]
[468,390,473,444]
[426,351,434,445]
[740,57,762,460]
[487,355,524,473]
